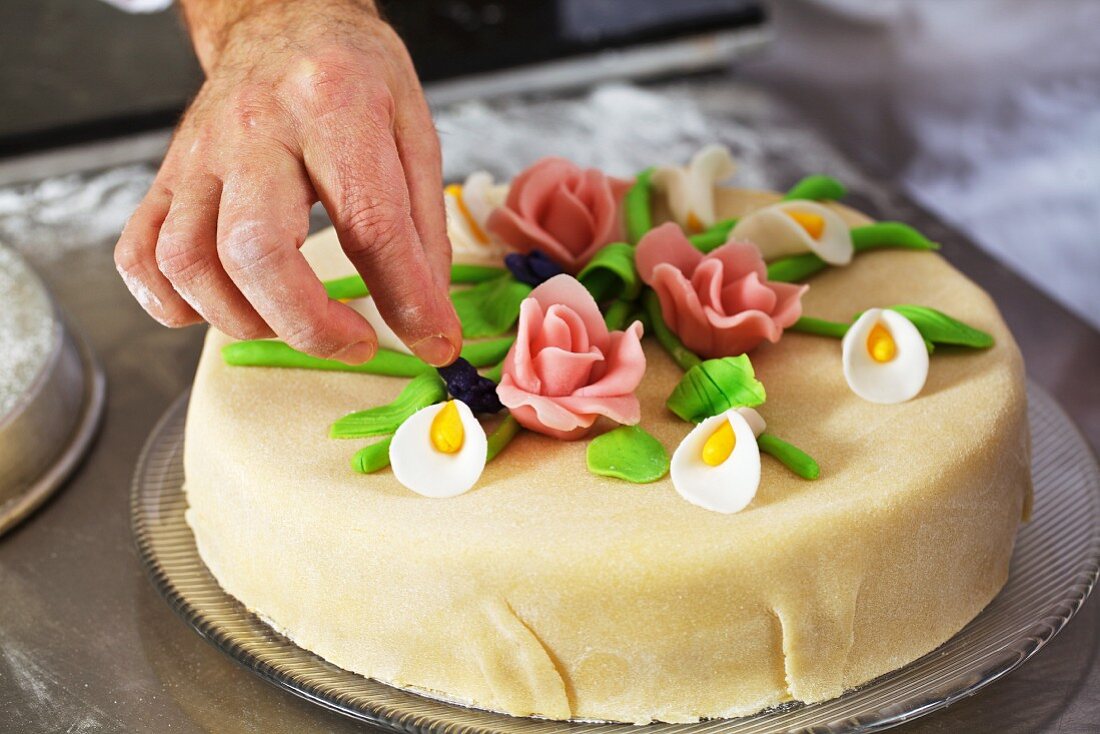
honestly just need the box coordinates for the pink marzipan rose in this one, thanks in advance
[636,223,808,358]
[496,275,646,440]
[487,157,632,273]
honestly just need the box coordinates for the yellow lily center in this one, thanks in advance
[701,419,736,467]
[430,400,465,454]
[866,322,898,363]
[685,210,704,234]
[445,183,491,244]
[787,210,825,239]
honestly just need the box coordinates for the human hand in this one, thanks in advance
[114,0,461,365]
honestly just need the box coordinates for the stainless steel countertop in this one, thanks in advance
[1,79,1097,734]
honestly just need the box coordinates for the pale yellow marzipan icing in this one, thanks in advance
[184,188,1032,723]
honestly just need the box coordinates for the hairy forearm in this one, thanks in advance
[179,0,380,71]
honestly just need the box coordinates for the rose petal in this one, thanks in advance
[636,222,704,284]
[528,275,609,350]
[532,346,603,397]
[573,321,646,398]
[721,271,778,314]
[542,186,596,262]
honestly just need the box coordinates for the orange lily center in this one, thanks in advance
[866,322,898,363]
[701,419,736,466]
[787,210,825,239]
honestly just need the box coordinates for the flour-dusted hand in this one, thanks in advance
[114,0,461,365]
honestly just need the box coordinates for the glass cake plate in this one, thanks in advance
[132,383,1100,734]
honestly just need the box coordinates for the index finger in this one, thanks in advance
[217,149,379,364]
[300,86,462,367]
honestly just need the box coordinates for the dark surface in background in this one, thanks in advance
[0,0,203,154]
[0,0,761,157]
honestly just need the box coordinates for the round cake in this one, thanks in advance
[184,183,1031,723]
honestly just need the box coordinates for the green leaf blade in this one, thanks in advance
[461,337,516,367]
[578,242,640,301]
[666,355,766,423]
[587,425,670,483]
[452,275,533,338]
[888,305,994,349]
[330,372,447,438]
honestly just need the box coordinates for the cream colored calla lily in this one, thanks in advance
[445,171,509,257]
[652,144,737,233]
[730,200,854,265]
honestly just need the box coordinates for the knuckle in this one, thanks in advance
[218,221,283,275]
[156,232,210,284]
[340,199,410,259]
[282,318,339,358]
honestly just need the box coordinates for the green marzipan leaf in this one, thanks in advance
[888,305,994,349]
[625,168,654,244]
[351,437,393,473]
[688,218,738,253]
[758,433,820,480]
[331,372,446,438]
[578,242,640,301]
[586,425,670,483]
[666,355,766,423]
[782,174,847,202]
[452,275,533,338]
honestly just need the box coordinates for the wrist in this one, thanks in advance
[181,0,381,73]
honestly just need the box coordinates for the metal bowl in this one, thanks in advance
[0,248,105,536]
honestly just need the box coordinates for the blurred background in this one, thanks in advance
[0,2,1098,733]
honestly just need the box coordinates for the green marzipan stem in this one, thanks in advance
[782,174,847,202]
[688,218,738,253]
[624,168,654,244]
[642,290,702,372]
[758,433,820,480]
[323,264,507,301]
[767,222,940,283]
[450,264,508,284]
[486,414,521,462]
[351,437,393,474]
[323,275,369,300]
[789,316,850,339]
[222,337,514,375]
[603,299,635,331]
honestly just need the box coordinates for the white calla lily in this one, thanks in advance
[345,296,412,355]
[670,407,763,514]
[730,200,854,265]
[389,400,488,498]
[842,308,929,404]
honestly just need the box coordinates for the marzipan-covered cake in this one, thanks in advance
[184,146,1031,723]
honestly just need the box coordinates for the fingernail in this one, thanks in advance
[412,335,458,367]
[336,341,376,365]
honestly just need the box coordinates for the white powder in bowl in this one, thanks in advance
[0,245,57,421]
